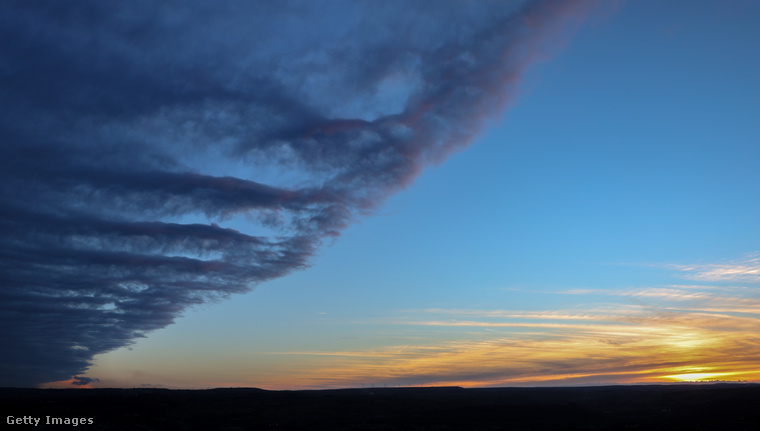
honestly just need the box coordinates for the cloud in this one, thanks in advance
[71,376,100,386]
[0,0,605,387]
[668,254,760,283]
[262,281,760,389]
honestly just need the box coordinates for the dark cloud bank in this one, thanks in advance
[0,0,603,387]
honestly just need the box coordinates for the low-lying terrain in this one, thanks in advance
[3,384,760,430]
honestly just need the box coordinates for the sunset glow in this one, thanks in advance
[662,373,741,382]
[242,277,760,389]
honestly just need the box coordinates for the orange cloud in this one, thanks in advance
[255,280,760,389]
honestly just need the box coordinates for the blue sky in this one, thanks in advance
[86,0,760,389]
[2,0,758,389]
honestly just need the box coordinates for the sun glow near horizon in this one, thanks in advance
[151,261,760,391]
[661,372,743,383]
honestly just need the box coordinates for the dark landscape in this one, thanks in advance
[3,384,760,430]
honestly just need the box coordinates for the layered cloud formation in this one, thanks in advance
[0,0,603,387]
[264,274,760,389]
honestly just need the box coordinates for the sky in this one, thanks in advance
[1,0,759,389]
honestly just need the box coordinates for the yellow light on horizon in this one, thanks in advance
[662,372,738,382]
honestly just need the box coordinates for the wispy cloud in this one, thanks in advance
[267,321,760,388]
[257,262,760,389]
[667,254,760,283]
